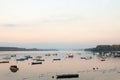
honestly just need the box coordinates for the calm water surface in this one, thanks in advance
[0,51,120,80]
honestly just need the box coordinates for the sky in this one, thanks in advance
[0,0,120,49]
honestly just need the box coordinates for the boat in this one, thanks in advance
[101,59,105,61]
[80,57,87,59]
[0,60,9,63]
[11,54,16,57]
[80,56,92,60]
[24,55,32,59]
[10,65,19,72]
[16,58,27,61]
[31,61,42,65]
[36,56,42,58]
[36,59,45,61]
[53,53,58,56]
[33,56,43,61]
[45,54,51,56]
[53,58,61,61]
[56,74,79,79]
[114,52,120,57]
[68,54,74,58]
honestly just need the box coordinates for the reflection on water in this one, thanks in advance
[0,51,120,80]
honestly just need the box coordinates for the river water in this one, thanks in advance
[0,51,120,80]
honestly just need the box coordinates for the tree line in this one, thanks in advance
[0,47,58,51]
[85,45,120,52]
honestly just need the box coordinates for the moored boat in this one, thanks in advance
[10,65,19,72]
[56,74,79,79]
[31,61,42,65]
[68,54,74,58]
[0,60,9,63]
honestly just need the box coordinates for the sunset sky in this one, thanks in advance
[0,0,120,49]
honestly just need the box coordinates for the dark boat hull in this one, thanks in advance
[56,74,79,79]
